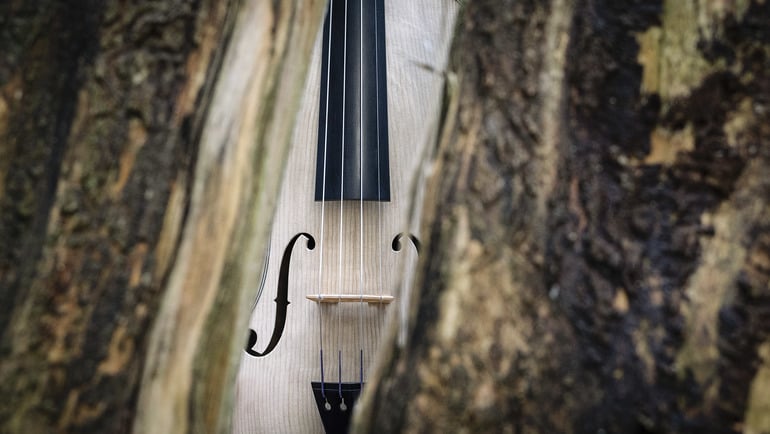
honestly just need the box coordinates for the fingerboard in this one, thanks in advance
[314,0,391,202]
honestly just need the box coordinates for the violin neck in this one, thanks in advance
[314,0,390,202]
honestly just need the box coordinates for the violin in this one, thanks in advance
[234,1,457,432]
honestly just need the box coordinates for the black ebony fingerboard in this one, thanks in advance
[314,0,390,202]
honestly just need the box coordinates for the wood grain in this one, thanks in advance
[233,2,458,432]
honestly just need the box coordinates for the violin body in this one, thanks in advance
[234,2,457,432]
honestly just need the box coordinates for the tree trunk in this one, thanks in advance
[0,1,325,433]
[3,0,769,434]
[360,1,770,433]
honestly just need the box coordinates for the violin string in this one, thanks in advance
[317,0,335,403]
[357,0,365,388]
[374,0,385,347]
[337,0,349,399]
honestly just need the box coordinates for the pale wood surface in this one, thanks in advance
[233,2,458,432]
[132,1,327,433]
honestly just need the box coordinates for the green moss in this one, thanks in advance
[657,0,717,102]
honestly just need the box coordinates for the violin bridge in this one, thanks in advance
[305,294,395,305]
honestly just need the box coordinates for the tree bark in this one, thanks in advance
[360,1,770,433]
[0,1,325,433]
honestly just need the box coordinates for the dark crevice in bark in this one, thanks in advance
[0,0,104,355]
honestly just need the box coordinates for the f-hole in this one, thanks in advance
[391,233,420,254]
[245,232,316,357]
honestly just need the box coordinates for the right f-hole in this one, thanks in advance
[391,233,420,254]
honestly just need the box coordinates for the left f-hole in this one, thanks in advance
[245,232,315,357]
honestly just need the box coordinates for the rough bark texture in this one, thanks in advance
[361,1,770,433]
[0,1,231,432]
[0,1,325,433]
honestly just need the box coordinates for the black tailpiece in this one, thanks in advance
[311,382,363,434]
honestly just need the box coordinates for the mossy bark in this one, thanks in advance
[360,1,770,433]
[0,1,325,433]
